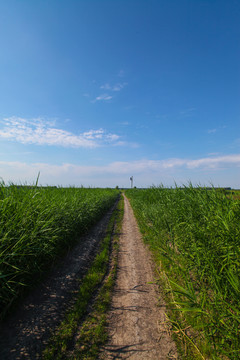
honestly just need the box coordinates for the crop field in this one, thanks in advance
[0,183,119,319]
[126,186,240,359]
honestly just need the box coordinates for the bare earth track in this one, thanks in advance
[101,195,177,359]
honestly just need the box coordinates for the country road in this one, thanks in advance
[101,195,177,359]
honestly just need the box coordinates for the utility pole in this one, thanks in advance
[130,176,133,188]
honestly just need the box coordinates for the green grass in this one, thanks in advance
[43,194,124,359]
[0,182,119,319]
[126,185,240,360]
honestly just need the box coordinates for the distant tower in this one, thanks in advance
[130,176,133,188]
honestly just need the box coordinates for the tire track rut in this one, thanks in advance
[0,204,116,360]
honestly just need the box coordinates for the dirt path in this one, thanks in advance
[101,195,177,359]
[0,203,117,360]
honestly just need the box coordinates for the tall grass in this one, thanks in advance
[126,185,240,359]
[0,183,119,318]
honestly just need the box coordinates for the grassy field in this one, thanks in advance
[0,183,119,319]
[126,185,240,360]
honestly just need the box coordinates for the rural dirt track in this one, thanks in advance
[0,203,117,360]
[101,194,178,359]
[0,195,177,359]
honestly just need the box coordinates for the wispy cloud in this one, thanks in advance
[93,94,113,102]
[85,154,240,174]
[100,82,127,92]
[207,129,217,134]
[1,154,240,187]
[100,83,111,90]
[0,117,120,148]
[179,107,196,117]
[207,125,227,134]
[112,140,139,148]
[160,154,240,170]
[89,80,127,103]
[109,154,240,172]
[112,83,127,91]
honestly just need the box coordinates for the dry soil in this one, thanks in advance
[101,195,178,360]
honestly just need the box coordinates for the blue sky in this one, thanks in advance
[0,0,240,187]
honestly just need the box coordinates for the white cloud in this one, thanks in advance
[95,94,113,101]
[106,154,240,173]
[112,83,127,91]
[184,155,240,169]
[106,133,120,141]
[91,81,127,103]
[100,83,111,90]
[207,125,227,134]
[1,154,240,187]
[112,141,139,148]
[100,82,127,92]
[82,129,104,140]
[0,117,120,148]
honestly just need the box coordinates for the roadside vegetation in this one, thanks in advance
[126,185,240,360]
[0,182,119,319]
[43,194,124,359]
